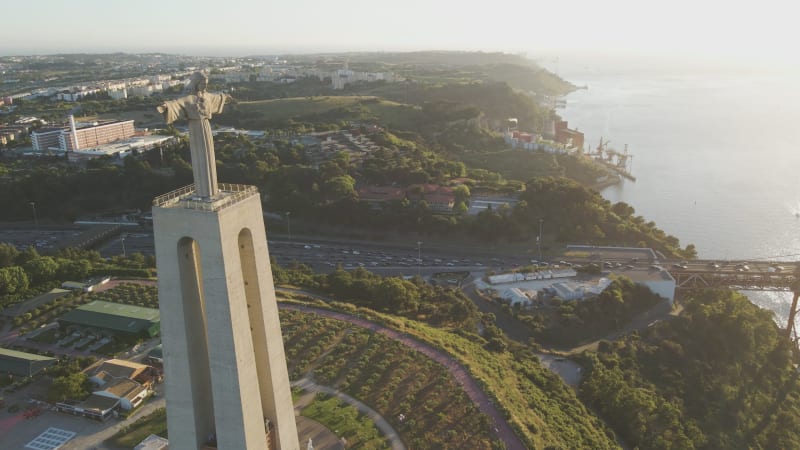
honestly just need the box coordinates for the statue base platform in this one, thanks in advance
[153,183,259,213]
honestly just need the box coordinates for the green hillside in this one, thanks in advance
[280,301,618,449]
[579,289,800,449]
[224,96,421,130]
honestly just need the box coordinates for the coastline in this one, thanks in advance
[588,174,621,192]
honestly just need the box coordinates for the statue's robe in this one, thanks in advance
[159,91,226,198]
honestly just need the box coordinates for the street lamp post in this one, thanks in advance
[29,202,38,228]
[538,218,543,263]
[286,212,292,241]
[417,241,422,278]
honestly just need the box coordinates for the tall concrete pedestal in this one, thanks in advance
[153,184,299,450]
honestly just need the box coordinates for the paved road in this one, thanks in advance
[280,302,528,450]
[61,396,166,450]
[293,377,406,450]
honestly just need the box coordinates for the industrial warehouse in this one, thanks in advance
[0,347,56,377]
[58,300,160,339]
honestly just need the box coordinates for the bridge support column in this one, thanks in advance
[787,291,800,341]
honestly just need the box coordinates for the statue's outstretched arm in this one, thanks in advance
[157,100,183,124]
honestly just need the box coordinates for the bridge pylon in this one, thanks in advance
[788,291,800,341]
[787,275,800,342]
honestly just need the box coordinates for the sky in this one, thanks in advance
[2,0,799,68]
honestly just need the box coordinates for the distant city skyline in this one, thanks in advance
[2,0,798,69]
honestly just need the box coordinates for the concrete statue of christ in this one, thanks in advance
[157,72,229,199]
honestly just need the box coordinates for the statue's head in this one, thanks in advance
[186,72,208,93]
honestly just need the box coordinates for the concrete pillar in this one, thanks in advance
[154,188,299,450]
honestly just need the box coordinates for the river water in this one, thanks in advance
[556,57,800,326]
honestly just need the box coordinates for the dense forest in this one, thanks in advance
[578,289,800,449]
[515,276,664,347]
[273,263,476,328]
[0,243,153,308]
[0,129,695,257]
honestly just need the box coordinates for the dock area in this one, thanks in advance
[596,158,636,181]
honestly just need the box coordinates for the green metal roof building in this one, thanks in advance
[0,347,57,377]
[59,301,160,338]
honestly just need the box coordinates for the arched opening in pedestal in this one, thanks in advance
[238,228,276,441]
[177,236,216,445]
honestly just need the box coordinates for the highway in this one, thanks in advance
[6,225,798,289]
[95,229,536,274]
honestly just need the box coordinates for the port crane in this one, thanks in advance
[593,138,633,173]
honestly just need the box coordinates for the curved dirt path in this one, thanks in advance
[280,302,528,450]
[293,377,406,450]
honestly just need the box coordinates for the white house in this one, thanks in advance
[94,378,148,411]
[500,287,536,307]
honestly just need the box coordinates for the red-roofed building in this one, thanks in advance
[357,186,405,209]
[359,184,457,214]
[518,132,534,143]
[554,120,584,149]
[408,184,456,213]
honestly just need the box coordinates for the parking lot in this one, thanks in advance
[0,228,84,252]
[0,225,124,255]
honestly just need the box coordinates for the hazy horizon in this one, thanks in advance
[3,0,799,70]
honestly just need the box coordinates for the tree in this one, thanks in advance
[453,184,471,204]
[47,373,91,403]
[611,201,635,218]
[0,266,29,296]
[57,259,91,280]
[377,277,420,313]
[322,175,356,203]
[0,243,20,268]
[453,201,468,216]
[15,246,40,265]
[23,256,59,284]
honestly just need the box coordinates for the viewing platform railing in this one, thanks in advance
[153,183,258,212]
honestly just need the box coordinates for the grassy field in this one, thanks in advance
[236,96,365,121]
[106,407,167,449]
[77,110,164,128]
[302,394,389,449]
[458,149,610,186]
[230,96,422,130]
[107,395,389,450]
[458,149,564,182]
